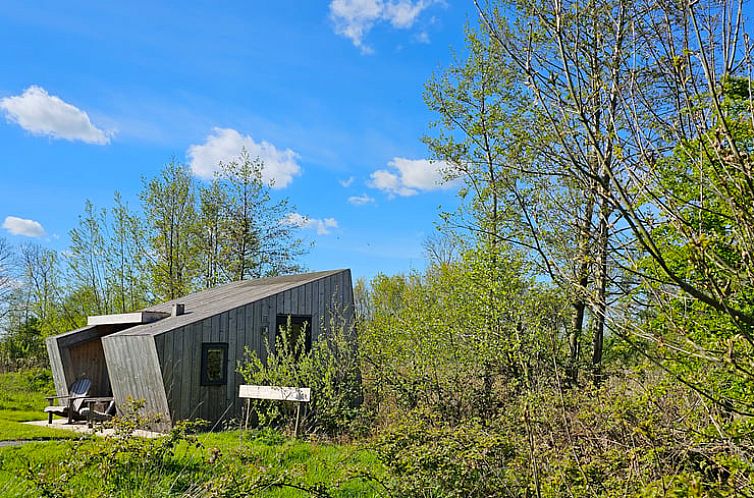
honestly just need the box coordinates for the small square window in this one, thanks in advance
[200,343,228,386]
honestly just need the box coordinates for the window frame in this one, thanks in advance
[275,314,313,354]
[200,342,229,386]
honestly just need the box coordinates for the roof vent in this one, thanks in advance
[172,303,185,317]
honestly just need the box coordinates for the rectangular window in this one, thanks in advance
[275,314,312,354]
[200,342,228,386]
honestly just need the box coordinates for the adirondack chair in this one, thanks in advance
[44,378,92,424]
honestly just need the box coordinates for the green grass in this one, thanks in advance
[0,371,384,496]
[0,419,79,441]
[0,369,79,441]
[0,430,383,497]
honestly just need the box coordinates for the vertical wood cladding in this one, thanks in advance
[68,339,110,396]
[102,334,170,430]
[46,337,67,402]
[154,270,354,425]
[46,270,353,429]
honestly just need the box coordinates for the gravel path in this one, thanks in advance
[0,440,29,447]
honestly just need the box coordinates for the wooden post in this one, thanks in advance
[294,402,301,437]
[244,398,251,430]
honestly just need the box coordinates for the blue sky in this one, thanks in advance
[0,1,477,282]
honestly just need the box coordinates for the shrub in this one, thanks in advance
[371,418,522,497]
[238,314,363,436]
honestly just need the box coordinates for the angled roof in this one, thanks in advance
[109,269,347,337]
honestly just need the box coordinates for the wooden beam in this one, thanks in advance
[87,311,169,326]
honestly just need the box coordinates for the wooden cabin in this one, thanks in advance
[45,269,354,430]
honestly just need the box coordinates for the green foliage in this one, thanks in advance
[0,428,380,497]
[0,369,54,419]
[0,318,48,371]
[65,192,151,318]
[238,315,363,436]
[625,76,754,414]
[360,246,568,424]
[0,370,79,441]
[366,375,754,497]
[217,149,306,281]
[373,419,520,497]
[141,160,200,301]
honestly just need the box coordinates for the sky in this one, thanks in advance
[0,1,478,282]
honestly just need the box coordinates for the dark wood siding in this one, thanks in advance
[68,339,110,396]
[154,270,354,426]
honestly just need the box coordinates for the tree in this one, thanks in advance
[0,237,14,325]
[424,20,609,383]
[197,177,228,289]
[474,0,754,401]
[360,247,566,423]
[67,200,111,315]
[19,243,60,325]
[217,149,305,280]
[108,192,149,313]
[141,160,199,300]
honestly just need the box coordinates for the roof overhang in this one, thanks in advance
[87,311,170,326]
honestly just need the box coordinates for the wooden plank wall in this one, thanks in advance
[46,324,140,400]
[155,270,354,426]
[46,337,68,401]
[102,335,171,430]
[68,340,110,396]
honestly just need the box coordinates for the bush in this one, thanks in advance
[371,418,522,497]
[238,314,363,436]
[0,318,49,372]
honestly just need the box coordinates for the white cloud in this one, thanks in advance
[414,31,430,44]
[369,157,458,197]
[348,193,376,206]
[0,86,110,144]
[284,213,339,235]
[187,128,301,189]
[329,0,434,53]
[3,216,46,237]
[339,176,355,188]
[384,1,428,28]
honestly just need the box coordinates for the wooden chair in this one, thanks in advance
[80,398,116,427]
[44,378,92,424]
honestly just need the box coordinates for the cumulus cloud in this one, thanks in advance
[348,193,376,206]
[329,0,435,53]
[187,128,301,189]
[339,176,355,188]
[3,216,46,237]
[369,157,458,197]
[284,213,339,235]
[0,86,110,144]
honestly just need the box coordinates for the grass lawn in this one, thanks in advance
[0,369,79,441]
[0,371,384,497]
[0,429,383,497]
